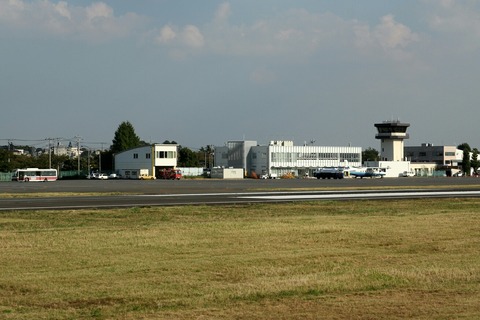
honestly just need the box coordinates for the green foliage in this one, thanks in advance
[462,148,471,176]
[199,145,214,168]
[178,146,200,167]
[110,121,142,153]
[471,148,479,175]
[362,147,379,162]
[457,142,471,151]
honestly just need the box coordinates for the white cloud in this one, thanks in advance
[354,15,420,61]
[427,1,480,36]
[421,0,480,54]
[375,15,419,49]
[181,25,204,48]
[1,1,424,62]
[85,2,113,21]
[154,5,420,62]
[155,23,205,53]
[54,2,71,20]
[215,2,231,23]
[0,0,146,41]
[156,25,176,44]
[355,15,419,50]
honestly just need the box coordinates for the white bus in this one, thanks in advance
[12,168,58,182]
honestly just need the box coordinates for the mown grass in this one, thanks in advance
[1,199,480,319]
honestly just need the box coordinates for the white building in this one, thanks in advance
[114,144,178,179]
[215,140,362,178]
[366,120,412,177]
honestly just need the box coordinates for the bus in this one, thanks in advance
[12,168,58,182]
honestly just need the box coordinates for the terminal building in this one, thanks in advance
[214,140,362,178]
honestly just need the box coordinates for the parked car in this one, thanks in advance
[401,171,415,177]
[139,174,156,180]
[453,171,463,177]
[96,173,109,180]
[261,173,278,179]
[108,173,120,179]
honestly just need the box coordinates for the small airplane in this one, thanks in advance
[350,167,386,179]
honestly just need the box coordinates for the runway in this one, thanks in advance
[1,177,480,210]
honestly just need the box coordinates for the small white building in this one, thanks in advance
[114,144,178,179]
[363,160,411,178]
[211,167,244,179]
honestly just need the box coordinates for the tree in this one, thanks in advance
[199,145,214,168]
[362,147,379,162]
[178,146,200,167]
[471,148,479,175]
[457,143,471,151]
[110,121,142,153]
[458,143,471,176]
[0,149,12,172]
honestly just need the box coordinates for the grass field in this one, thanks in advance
[1,199,480,319]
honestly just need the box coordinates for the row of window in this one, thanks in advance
[406,152,456,157]
[270,152,360,163]
[132,151,177,159]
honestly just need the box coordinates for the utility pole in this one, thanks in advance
[99,143,106,173]
[74,136,82,175]
[45,138,53,169]
[45,137,63,169]
[87,147,91,177]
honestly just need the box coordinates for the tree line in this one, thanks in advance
[0,121,213,173]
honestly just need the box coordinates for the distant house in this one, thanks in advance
[114,144,178,179]
[12,149,25,156]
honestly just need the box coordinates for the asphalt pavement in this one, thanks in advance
[1,176,480,195]
[1,177,479,211]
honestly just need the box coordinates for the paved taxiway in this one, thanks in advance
[1,177,479,210]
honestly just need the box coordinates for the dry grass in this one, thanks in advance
[0,199,479,319]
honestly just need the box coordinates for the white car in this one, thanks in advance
[261,174,278,179]
[401,171,415,177]
[96,173,109,180]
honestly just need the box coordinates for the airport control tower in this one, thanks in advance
[375,120,410,161]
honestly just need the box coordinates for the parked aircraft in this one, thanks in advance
[350,167,386,179]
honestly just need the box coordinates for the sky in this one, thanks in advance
[1,0,480,151]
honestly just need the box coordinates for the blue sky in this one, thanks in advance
[1,0,480,151]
